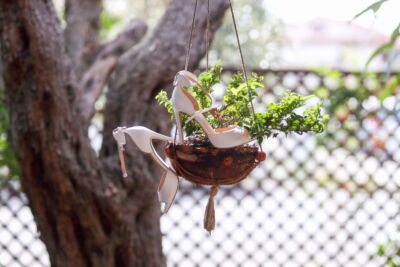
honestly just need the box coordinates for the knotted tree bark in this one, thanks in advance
[0,0,228,266]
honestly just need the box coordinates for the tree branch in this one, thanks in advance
[80,19,147,122]
[64,0,102,76]
[101,0,229,156]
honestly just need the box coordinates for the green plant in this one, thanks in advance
[156,65,329,144]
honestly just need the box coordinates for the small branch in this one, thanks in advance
[80,19,148,122]
[64,0,102,76]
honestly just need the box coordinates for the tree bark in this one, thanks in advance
[0,0,228,266]
[81,19,148,122]
[64,0,102,77]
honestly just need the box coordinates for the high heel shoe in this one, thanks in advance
[113,126,179,213]
[172,70,252,148]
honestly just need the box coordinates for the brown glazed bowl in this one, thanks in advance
[164,141,265,186]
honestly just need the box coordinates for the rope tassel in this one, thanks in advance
[204,185,219,233]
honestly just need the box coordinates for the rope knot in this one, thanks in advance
[210,185,219,197]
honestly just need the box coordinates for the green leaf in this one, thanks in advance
[301,95,315,101]
[231,85,243,95]
[377,245,385,256]
[379,74,400,103]
[384,49,400,81]
[155,90,175,119]
[366,23,400,67]
[353,0,389,20]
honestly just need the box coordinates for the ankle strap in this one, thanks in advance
[176,70,215,106]
[113,127,127,147]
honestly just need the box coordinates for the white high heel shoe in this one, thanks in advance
[172,70,252,148]
[113,126,179,213]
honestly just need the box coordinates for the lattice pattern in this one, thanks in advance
[1,69,399,267]
[0,184,49,267]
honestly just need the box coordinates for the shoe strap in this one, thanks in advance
[113,127,126,147]
[186,76,215,106]
[177,70,215,107]
[185,107,216,124]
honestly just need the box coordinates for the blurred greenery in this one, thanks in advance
[313,68,371,116]
[379,74,400,103]
[377,239,400,267]
[353,0,389,20]
[311,67,394,155]
[0,81,19,188]
[92,0,285,68]
[355,2,400,263]
[99,9,121,38]
[355,0,400,102]
[54,0,400,73]
[366,23,400,69]
[354,0,399,69]
[211,0,284,68]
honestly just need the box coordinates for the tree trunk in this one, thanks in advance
[0,0,228,266]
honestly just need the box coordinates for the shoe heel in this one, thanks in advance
[175,111,184,143]
[124,126,172,153]
[113,127,128,177]
[118,146,127,178]
[158,169,179,214]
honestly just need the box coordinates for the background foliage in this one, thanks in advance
[0,82,19,187]
[355,1,400,265]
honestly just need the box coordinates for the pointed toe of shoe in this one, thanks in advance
[208,127,252,148]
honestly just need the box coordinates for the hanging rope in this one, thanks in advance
[205,0,211,71]
[179,0,199,145]
[183,0,262,150]
[228,0,255,118]
[228,0,262,150]
[175,0,264,234]
[184,0,257,123]
[184,0,198,71]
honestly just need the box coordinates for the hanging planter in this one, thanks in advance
[113,0,330,233]
[156,64,329,185]
[164,139,264,186]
